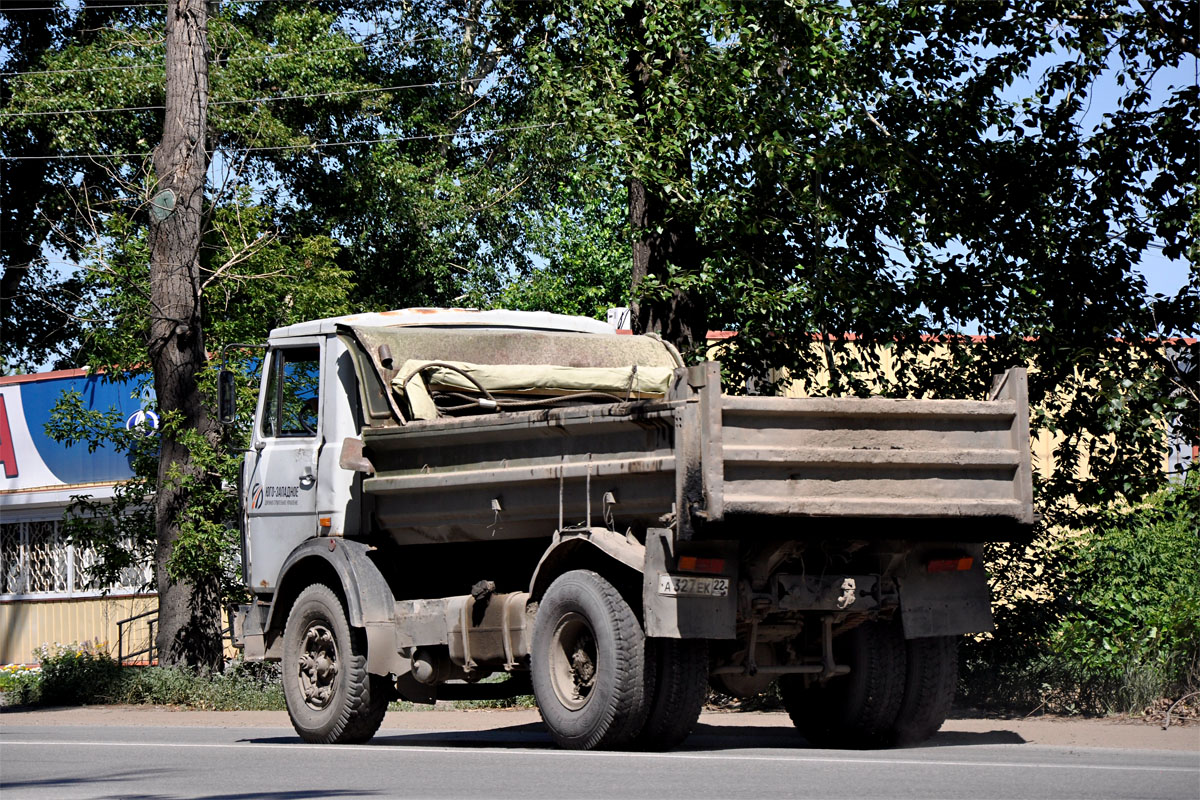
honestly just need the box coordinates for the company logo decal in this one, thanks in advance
[250,482,301,509]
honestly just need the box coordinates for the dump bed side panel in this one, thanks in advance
[361,403,679,544]
[718,395,1030,521]
[356,363,1034,547]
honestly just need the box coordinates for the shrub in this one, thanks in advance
[0,664,43,705]
[19,645,287,711]
[961,473,1200,714]
[36,640,122,705]
[117,661,285,710]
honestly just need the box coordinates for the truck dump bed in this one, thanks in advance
[343,327,1033,546]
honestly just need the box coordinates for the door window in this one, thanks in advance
[260,346,320,438]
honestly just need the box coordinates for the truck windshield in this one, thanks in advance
[261,346,320,438]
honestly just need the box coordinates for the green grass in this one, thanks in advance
[5,644,538,712]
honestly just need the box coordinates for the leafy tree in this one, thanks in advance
[471,184,631,318]
[3,3,362,666]
[498,0,1196,519]
[1,3,162,370]
[4,0,1196,669]
[3,0,560,665]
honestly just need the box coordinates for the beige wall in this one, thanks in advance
[744,339,1175,482]
[0,595,157,665]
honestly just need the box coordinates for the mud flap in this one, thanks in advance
[641,528,737,639]
[897,543,994,638]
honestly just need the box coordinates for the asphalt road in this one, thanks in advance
[2,720,1197,800]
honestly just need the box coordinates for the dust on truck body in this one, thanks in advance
[225,308,1034,750]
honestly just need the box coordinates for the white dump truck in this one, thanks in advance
[221,308,1033,750]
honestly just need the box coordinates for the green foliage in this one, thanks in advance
[961,474,1200,714]
[44,388,157,591]
[1051,474,1199,696]
[116,661,285,710]
[0,664,44,705]
[18,645,286,710]
[36,641,123,706]
[472,186,630,320]
[500,0,1198,523]
[449,672,536,710]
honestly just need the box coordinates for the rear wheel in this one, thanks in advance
[634,638,709,750]
[780,620,905,749]
[531,570,650,750]
[892,635,958,746]
[282,584,389,744]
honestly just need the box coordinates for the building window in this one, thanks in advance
[0,517,152,599]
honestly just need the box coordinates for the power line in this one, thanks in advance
[228,121,560,153]
[0,121,564,160]
[211,74,507,107]
[2,102,164,117]
[0,74,510,118]
[2,1,165,9]
[2,0,278,11]
[1,34,438,77]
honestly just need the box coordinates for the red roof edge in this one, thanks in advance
[0,367,91,386]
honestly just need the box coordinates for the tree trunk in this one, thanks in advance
[624,2,707,354]
[148,0,221,669]
[628,175,707,352]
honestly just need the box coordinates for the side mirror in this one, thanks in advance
[218,369,237,425]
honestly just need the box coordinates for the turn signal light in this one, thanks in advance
[927,557,973,573]
[677,556,726,574]
[319,517,332,528]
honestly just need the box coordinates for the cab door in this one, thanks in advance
[243,340,323,592]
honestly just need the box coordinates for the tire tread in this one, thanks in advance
[532,570,649,750]
[635,638,709,750]
[283,584,388,745]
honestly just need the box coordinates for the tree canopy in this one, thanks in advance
[2,0,1195,665]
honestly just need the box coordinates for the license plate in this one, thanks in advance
[658,573,729,598]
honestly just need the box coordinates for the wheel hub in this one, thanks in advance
[297,623,339,710]
[549,612,597,711]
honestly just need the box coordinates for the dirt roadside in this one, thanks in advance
[2,706,1197,752]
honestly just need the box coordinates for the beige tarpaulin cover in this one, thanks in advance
[393,359,674,421]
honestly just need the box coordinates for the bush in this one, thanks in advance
[117,661,285,710]
[36,640,123,705]
[961,473,1200,715]
[0,664,43,705]
[14,644,287,711]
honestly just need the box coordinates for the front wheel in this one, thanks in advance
[282,584,389,744]
[531,570,650,750]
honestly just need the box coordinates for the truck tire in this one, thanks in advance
[780,619,905,749]
[282,583,389,744]
[634,637,709,751]
[531,570,650,750]
[892,635,958,746]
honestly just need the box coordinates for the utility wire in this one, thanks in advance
[2,101,164,117]
[0,121,564,160]
[3,0,279,11]
[1,34,438,77]
[210,74,505,106]
[0,74,509,118]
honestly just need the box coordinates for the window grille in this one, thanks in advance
[0,518,152,598]
[0,523,23,594]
